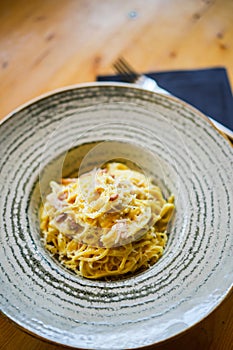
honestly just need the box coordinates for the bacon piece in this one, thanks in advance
[109,194,119,201]
[55,213,68,223]
[100,168,107,174]
[58,191,68,200]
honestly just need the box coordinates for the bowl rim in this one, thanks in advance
[0,81,230,145]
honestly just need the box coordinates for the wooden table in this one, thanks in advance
[0,1,232,349]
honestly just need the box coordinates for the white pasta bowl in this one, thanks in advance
[0,82,232,349]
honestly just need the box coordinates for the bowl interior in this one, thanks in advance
[29,135,184,279]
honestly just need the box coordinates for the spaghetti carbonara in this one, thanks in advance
[40,162,175,279]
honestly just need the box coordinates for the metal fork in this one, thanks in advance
[113,57,170,95]
[113,57,233,140]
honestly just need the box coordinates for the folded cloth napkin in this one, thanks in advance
[97,67,233,132]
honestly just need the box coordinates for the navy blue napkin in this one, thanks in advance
[97,67,233,132]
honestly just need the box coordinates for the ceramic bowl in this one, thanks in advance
[0,83,232,349]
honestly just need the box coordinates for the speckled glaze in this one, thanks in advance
[0,83,232,349]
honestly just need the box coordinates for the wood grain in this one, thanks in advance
[0,0,232,349]
[0,0,233,121]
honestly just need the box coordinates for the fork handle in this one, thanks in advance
[136,75,171,95]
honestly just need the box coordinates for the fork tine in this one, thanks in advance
[114,57,138,75]
[113,59,132,81]
[113,57,139,82]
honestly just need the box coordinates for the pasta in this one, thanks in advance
[40,162,175,279]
